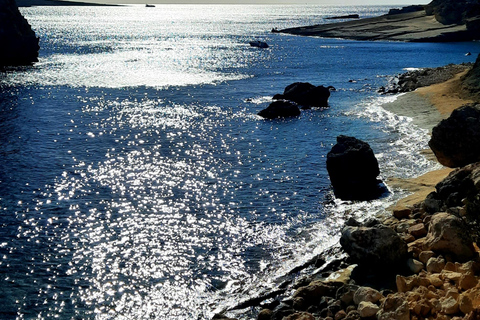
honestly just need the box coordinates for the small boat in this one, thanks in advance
[145,4,155,7]
[249,41,269,49]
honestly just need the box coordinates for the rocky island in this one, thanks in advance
[0,0,39,67]
[278,0,480,42]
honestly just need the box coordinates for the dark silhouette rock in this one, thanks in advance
[429,104,480,168]
[462,53,480,97]
[326,135,388,201]
[0,0,39,67]
[258,100,301,119]
[249,40,269,48]
[273,82,333,109]
[340,222,408,270]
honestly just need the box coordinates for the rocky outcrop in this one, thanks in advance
[379,64,471,94]
[0,0,39,67]
[326,135,388,201]
[424,162,480,243]
[462,53,480,99]
[388,5,425,15]
[340,219,408,270]
[272,82,333,109]
[429,104,480,168]
[258,100,301,119]
[425,0,480,25]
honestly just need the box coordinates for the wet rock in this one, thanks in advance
[429,104,480,168]
[423,212,476,262]
[326,135,388,201]
[258,100,301,119]
[340,222,408,270]
[0,0,40,66]
[292,281,334,308]
[272,82,333,108]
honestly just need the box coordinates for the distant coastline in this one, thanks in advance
[16,0,118,7]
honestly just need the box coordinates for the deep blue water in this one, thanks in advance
[1,4,480,320]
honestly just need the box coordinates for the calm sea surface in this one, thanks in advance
[1,4,480,319]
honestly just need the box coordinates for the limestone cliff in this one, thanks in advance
[425,0,480,38]
[0,0,39,67]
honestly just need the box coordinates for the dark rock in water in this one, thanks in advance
[424,161,480,244]
[0,0,39,67]
[273,82,333,108]
[325,14,359,20]
[249,40,269,48]
[326,135,388,201]
[340,222,408,270]
[429,104,480,168]
[258,100,301,119]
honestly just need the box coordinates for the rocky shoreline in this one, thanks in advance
[214,55,480,320]
[278,1,480,42]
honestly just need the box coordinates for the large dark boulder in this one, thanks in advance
[326,135,388,201]
[258,100,301,119]
[340,222,408,270]
[429,104,480,168]
[273,82,332,109]
[0,0,39,67]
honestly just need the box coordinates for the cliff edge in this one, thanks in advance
[0,0,39,67]
[279,0,480,42]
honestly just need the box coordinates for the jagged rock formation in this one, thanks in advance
[272,82,333,109]
[0,0,39,67]
[257,100,301,119]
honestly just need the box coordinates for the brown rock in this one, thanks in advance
[334,310,347,320]
[257,309,273,320]
[353,287,382,305]
[419,251,435,264]
[427,256,446,273]
[293,280,333,306]
[440,296,459,314]
[393,207,412,219]
[409,223,428,238]
[423,212,476,261]
[377,293,410,320]
[460,274,478,290]
[357,301,379,318]
[283,312,315,320]
[459,293,474,314]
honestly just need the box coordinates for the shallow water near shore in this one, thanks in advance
[1,4,480,320]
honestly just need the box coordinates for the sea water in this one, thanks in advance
[1,4,480,320]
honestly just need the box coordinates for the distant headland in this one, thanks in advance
[278,0,480,42]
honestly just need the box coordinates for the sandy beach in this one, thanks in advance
[385,65,477,215]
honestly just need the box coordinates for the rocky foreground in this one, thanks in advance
[214,55,480,320]
[279,0,480,42]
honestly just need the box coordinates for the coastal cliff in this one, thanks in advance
[279,0,480,42]
[0,0,39,67]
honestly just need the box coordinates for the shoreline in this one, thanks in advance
[16,0,119,7]
[278,10,477,43]
[219,63,480,320]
